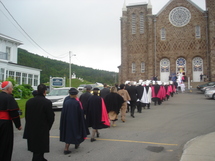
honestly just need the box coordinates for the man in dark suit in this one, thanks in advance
[100,83,110,98]
[136,82,144,113]
[126,81,137,118]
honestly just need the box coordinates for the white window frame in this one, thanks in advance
[16,72,21,85]
[161,28,166,40]
[28,74,33,86]
[141,62,145,73]
[140,13,144,34]
[131,13,136,34]
[22,73,27,84]
[6,46,11,61]
[34,75,38,86]
[132,63,136,73]
[195,25,201,38]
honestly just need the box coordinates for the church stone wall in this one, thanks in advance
[156,0,207,79]
[119,0,214,83]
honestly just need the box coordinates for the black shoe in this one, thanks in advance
[75,144,80,149]
[91,138,96,142]
[64,150,71,155]
[131,115,135,118]
[96,132,100,138]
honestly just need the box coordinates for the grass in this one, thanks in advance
[16,98,29,119]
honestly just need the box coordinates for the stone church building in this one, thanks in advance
[119,0,215,83]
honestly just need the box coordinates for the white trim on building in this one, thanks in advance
[0,33,41,89]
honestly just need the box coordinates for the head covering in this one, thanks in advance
[93,88,100,91]
[85,85,92,90]
[1,81,11,90]
[32,90,38,97]
[69,88,78,95]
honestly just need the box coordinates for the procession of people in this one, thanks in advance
[0,76,184,161]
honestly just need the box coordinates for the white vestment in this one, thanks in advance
[140,86,152,103]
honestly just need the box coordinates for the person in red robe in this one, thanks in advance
[0,81,22,161]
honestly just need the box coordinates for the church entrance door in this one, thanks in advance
[160,58,170,82]
[192,57,203,82]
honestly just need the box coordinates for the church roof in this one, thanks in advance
[156,0,205,16]
[127,2,147,7]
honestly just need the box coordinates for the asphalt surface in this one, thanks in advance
[12,89,215,161]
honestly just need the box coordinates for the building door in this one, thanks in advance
[160,58,170,82]
[176,58,186,75]
[192,57,203,82]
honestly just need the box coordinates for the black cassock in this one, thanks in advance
[23,94,55,153]
[60,97,89,144]
[104,93,124,114]
[86,95,110,129]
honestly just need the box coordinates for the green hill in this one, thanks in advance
[17,48,118,86]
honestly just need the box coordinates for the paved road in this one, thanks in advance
[12,90,215,161]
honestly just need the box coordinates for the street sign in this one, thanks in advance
[51,77,64,87]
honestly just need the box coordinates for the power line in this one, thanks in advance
[0,1,66,59]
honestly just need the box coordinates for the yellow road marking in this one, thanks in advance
[50,136,178,146]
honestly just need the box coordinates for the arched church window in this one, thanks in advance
[132,62,136,73]
[160,58,170,72]
[193,57,203,71]
[131,13,136,34]
[140,13,144,34]
[176,58,186,73]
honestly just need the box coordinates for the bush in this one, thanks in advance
[4,78,33,98]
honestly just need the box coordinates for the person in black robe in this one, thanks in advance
[60,88,89,155]
[0,81,22,161]
[126,81,138,118]
[100,83,110,98]
[23,84,55,161]
[104,86,124,127]
[86,88,110,142]
[136,82,144,113]
[79,85,92,115]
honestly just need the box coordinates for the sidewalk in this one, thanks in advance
[180,132,215,161]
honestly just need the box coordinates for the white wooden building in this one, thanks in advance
[0,33,41,89]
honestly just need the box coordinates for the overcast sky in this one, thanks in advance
[0,0,205,72]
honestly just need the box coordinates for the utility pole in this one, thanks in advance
[69,51,71,87]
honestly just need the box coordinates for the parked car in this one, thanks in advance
[77,84,87,91]
[205,87,215,99]
[201,85,215,93]
[46,87,70,109]
[196,82,215,91]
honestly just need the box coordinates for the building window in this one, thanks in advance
[6,47,11,61]
[195,25,201,38]
[0,68,5,81]
[9,71,14,79]
[22,73,27,84]
[160,58,170,72]
[28,74,33,85]
[34,75,38,86]
[176,58,186,74]
[140,13,144,34]
[161,28,166,40]
[131,13,136,34]
[141,62,145,73]
[132,63,136,73]
[193,57,203,71]
[16,72,21,85]
[6,70,8,79]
